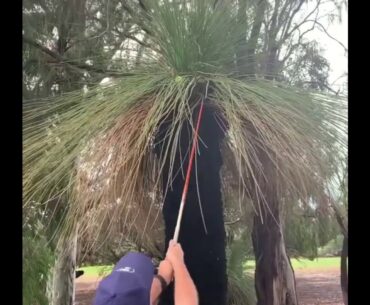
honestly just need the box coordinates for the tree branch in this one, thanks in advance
[301,81,339,95]
[330,200,348,238]
[280,23,316,65]
[121,1,153,36]
[112,26,161,54]
[267,0,282,45]
[23,36,134,77]
[282,17,348,54]
[124,32,160,53]
[246,0,267,74]
[225,218,241,225]
[314,20,348,53]
[276,0,294,33]
[275,0,305,48]
[283,0,321,43]
[138,0,148,12]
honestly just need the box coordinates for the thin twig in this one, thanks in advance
[23,36,135,77]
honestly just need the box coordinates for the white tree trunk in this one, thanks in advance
[252,212,298,305]
[51,227,78,305]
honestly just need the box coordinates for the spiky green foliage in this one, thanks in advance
[227,234,255,305]
[23,206,54,305]
[146,0,243,74]
[228,271,255,305]
[23,0,347,254]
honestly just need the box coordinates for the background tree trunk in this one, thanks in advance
[331,199,348,305]
[248,137,298,305]
[51,228,78,305]
[236,0,267,77]
[340,236,348,305]
[252,202,298,305]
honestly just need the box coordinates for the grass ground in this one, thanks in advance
[78,257,340,277]
[245,257,340,270]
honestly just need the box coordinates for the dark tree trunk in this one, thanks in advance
[330,200,348,305]
[248,137,298,305]
[264,46,279,80]
[340,236,348,305]
[236,0,266,77]
[252,201,298,305]
[236,0,249,75]
[155,95,227,305]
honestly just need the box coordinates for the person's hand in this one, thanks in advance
[157,259,174,284]
[165,240,185,269]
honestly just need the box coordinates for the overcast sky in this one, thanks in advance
[104,2,348,91]
[304,2,348,90]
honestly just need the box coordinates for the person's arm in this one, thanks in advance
[150,276,162,305]
[166,240,198,305]
[150,260,173,305]
[172,260,198,305]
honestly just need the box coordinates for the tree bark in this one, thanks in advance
[51,228,78,305]
[235,0,249,75]
[264,46,279,80]
[248,130,298,305]
[236,0,267,77]
[330,199,348,305]
[244,0,267,76]
[340,236,348,305]
[252,199,298,305]
[155,92,227,305]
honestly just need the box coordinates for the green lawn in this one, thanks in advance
[79,257,340,278]
[245,257,340,272]
[79,265,113,277]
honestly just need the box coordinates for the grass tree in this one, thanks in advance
[23,1,347,305]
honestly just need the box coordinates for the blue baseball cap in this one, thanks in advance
[93,252,155,305]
